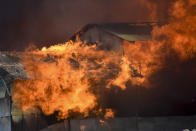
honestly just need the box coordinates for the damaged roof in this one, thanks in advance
[0,52,26,82]
[71,22,162,42]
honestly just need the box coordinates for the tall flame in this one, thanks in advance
[12,41,122,119]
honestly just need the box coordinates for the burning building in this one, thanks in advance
[1,20,196,131]
[70,22,158,51]
[1,0,196,130]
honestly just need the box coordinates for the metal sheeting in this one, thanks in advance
[0,116,11,131]
[0,80,6,99]
[0,77,11,99]
[0,52,26,81]
[0,64,26,79]
[0,98,11,118]
[108,32,152,41]
[40,120,69,131]
[40,116,196,131]
[0,74,12,131]
[0,98,11,131]
[12,114,48,131]
[0,52,49,131]
[71,23,158,43]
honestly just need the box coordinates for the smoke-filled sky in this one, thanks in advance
[0,0,172,51]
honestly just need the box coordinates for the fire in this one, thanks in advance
[99,119,105,126]
[12,0,196,119]
[107,56,131,90]
[104,108,114,119]
[80,125,86,131]
[12,41,123,119]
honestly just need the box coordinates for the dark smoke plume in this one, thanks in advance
[0,0,152,51]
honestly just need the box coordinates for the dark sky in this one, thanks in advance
[0,0,155,51]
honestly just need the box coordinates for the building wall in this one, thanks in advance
[80,27,123,51]
[40,116,196,131]
[0,98,11,131]
[0,52,49,131]
[0,75,11,131]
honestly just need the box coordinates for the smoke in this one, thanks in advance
[0,0,151,51]
[140,0,176,21]
[1,0,183,51]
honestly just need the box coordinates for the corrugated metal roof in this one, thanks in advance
[71,22,162,42]
[0,79,7,99]
[97,23,158,41]
[107,32,151,41]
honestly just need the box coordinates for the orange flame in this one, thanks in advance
[12,41,122,119]
[104,108,114,119]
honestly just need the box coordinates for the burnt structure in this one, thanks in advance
[71,22,158,50]
[1,23,196,131]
